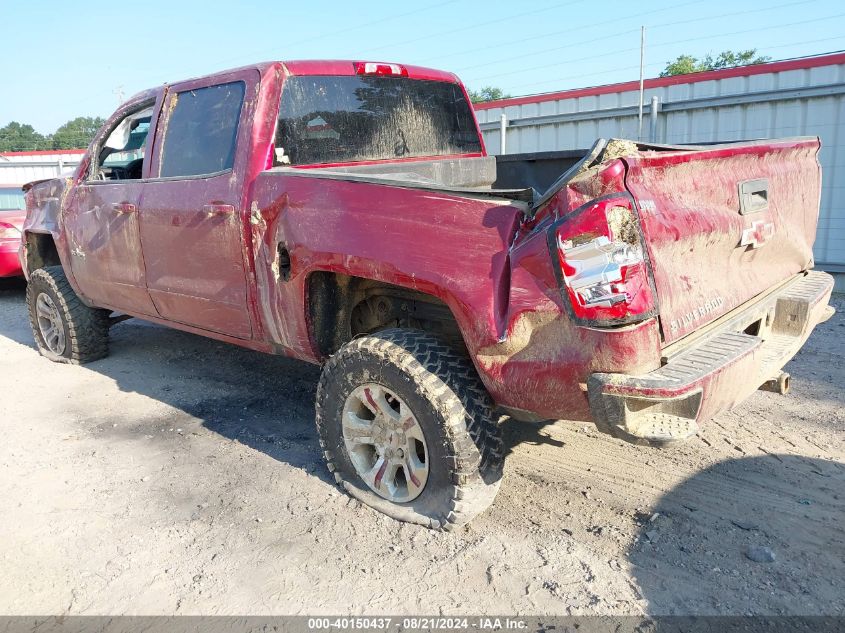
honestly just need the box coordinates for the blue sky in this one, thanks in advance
[2,0,843,134]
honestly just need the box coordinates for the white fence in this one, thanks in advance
[475,52,845,283]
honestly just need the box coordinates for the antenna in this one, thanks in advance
[638,26,646,141]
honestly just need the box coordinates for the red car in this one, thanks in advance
[19,60,835,529]
[0,211,26,277]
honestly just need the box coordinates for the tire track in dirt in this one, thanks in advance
[1,283,843,615]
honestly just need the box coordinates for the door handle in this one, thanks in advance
[203,204,235,217]
[111,202,136,214]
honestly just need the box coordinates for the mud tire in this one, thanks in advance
[26,266,109,364]
[315,328,503,530]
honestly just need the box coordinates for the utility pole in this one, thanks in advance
[638,26,646,141]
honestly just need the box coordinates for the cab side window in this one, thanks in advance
[159,81,245,178]
[95,106,153,180]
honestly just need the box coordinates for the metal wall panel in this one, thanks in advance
[476,60,845,275]
[0,152,85,186]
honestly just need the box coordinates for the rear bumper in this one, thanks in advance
[587,271,835,445]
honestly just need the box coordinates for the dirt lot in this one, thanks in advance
[0,279,843,616]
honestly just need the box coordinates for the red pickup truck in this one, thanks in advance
[20,60,835,529]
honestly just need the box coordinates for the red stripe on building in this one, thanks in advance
[474,52,845,111]
[0,149,88,157]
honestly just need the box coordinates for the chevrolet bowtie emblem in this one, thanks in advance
[740,220,775,249]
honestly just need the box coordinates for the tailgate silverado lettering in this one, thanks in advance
[669,296,726,335]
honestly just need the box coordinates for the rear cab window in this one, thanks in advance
[276,75,481,166]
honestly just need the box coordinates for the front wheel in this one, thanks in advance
[26,266,110,364]
[315,329,503,530]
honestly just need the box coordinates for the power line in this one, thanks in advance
[455,27,639,73]
[357,0,589,56]
[758,40,845,56]
[418,0,712,66]
[499,39,845,95]
[466,12,845,84]
[204,0,460,70]
[653,0,814,30]
[452,0,814,74]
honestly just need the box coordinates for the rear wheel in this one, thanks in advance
[26,266,109,364]
[315,328,503,530]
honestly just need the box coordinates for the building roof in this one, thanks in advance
[0,149,87,158]
[474,51,845,110]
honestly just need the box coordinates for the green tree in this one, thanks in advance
[660,49,772,77]
[467,86,512,104]
[0,121,50,152]
[51,116,106,150]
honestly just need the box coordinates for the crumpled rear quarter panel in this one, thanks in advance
[248,172,524,363]
[475,225,662,420]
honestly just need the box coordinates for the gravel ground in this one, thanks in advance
[0,279,842,616]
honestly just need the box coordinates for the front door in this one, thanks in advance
[139,71,257,339]
[63,101,158,316]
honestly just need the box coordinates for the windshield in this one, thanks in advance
[276,75,482,166]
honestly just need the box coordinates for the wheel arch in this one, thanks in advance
[22,231,62,277]
[305,270,470,360]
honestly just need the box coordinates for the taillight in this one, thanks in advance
[552,196,655,324]
[0,222,21,240]
[353,61,409,77]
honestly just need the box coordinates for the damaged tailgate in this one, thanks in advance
[622,137,821,344]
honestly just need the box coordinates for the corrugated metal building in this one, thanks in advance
[475,52,845,287]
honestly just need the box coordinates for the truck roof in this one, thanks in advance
[126,60,461,104]
[280,60,459,83]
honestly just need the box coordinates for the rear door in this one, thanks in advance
[624,138,821,344]
[139,71,257,338]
